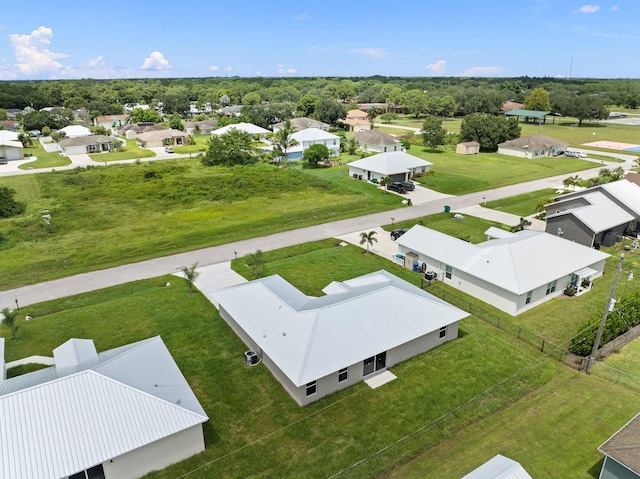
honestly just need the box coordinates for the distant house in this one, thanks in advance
[184,119,218,135]
[462,454,532,479]
[395,225,609,315]
[500,101,524,113]
[59,124,92,138]
[545,179,640,248]
[498,134,566,158]
[599,412,640,479]
[0,130,20,142]
[272,117,329,133]
[0,120,19,131]
[93,114,128,134]
[213,270,469,405]
[353,130,403,153]
[279,127,340,160]
[212,122,269,137]
[456,141,480,155]
[340,109,372,131]
[119,122,167,139]
[59,135,114,155]
[0,139,24,161]
[347,151,432,182]
[0,336,208,479]
[136,129,186,148]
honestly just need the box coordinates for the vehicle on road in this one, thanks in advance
[390,228,409,240]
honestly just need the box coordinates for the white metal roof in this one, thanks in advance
[290,127,339,142]
[212,122,269,135]
[396,226,609,294]
[347,151,432,176]
[601,179,640,216]
[484,227,515,240]
[59,125,91,138]
[462,454,532,479]
[0,139,23,149]
[548,191,635,232]
[213,270,468,386]
[0,336,207,479]
[0,130,19,141]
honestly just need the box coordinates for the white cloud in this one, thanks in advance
[458,66,506,76]
[208,65,219,71]
[297,13,310,21]
[224,65,232,72]
[9,26,69,75]
[611,5,619,10]
[348,47,387,59]
[140,51,172,70]
[277,67,298,74]
[425,59,446,74]
[577,5,600,13]
[82,56,106,69]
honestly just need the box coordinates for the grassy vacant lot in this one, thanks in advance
[89,139,155,162]
[407,149,594,195]
[4,240,637,478]
[483,188,561,217]
[174,135,210,154]
[18,141,71,169]
[0,160,400,289]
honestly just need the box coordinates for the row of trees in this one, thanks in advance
[0,76,627,120]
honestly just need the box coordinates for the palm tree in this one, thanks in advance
[510,217,532,232]
[379,176,392,191]
[563,175,581,191]
[345,137,359,155]
[273,119,298,162]
[367,107,381,128]
[245,250,266,279]
[359,230,378,255]
[1,307,19,338]
[179,262,200,295]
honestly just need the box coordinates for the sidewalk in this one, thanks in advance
[453,205,546,231]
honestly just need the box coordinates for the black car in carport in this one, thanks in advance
[400,181,415,191]
[390,228,409,240]
[388,183,407,194]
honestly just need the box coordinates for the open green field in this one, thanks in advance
[0,160,400,290]
[18,141,71,169]
[3,239,637,478]
[89,138,156,162]
[484,188,561,217]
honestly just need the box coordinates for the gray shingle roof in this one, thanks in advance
[354,129,400,146]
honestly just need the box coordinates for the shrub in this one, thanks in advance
[0,186,26,218]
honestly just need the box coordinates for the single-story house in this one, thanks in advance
[215,105,243,117]
[0,139,24,161]
[213,270,469,405]
[0,130,19,141]
[184,119,218,135]
[395,226,610,315]
[212,122,270,137]
[456,141,480,155]
[279,127,340,160]
[272,117,329,133]
[346,109,368,121]
[136,129,186,148]
[498,134,566,158]
[4,108,24,120]
[0,336,208,479]
[545,179,640,248]
[93,114,129,133]
[59,135,115,156]
[59,125,92,138]
[119,122,167,139]
[599,412,640,479]
[353,130,403,153]
[462,454,532,479]
[347,151,432,183]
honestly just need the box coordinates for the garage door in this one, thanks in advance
[6,148,22,160]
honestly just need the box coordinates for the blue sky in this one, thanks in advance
[0,1,636,80]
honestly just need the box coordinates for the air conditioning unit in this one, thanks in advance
[244,350,260,366]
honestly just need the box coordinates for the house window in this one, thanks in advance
[525,291,532,304]
[306,381,317,396]
[545,280,557,295]
[70,464,105,479]
[338,367,348,383]
[439,326,447,339]
[445,265,452,280]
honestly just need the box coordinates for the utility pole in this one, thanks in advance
[586,254,625,374]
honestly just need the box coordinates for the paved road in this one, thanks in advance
[1,158,626,309]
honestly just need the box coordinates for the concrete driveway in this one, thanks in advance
[337,226,400,261]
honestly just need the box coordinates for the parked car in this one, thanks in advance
[0,159,7,165]
[164,146,174,153]
[574,151,587,158]
[390,228,409,240]
[400,181,415,191]
[388,183,407,194]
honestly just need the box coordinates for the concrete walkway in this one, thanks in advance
[173,261,247,308]
[453,205,546,231]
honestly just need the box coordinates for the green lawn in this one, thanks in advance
[89,139,156,162]
[0,161,400,290]
[483,188,561,217]
[174,134,210,154]
[18,141,71,169]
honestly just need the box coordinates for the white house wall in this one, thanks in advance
[61,145,88,156]
[101,425,205,479]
